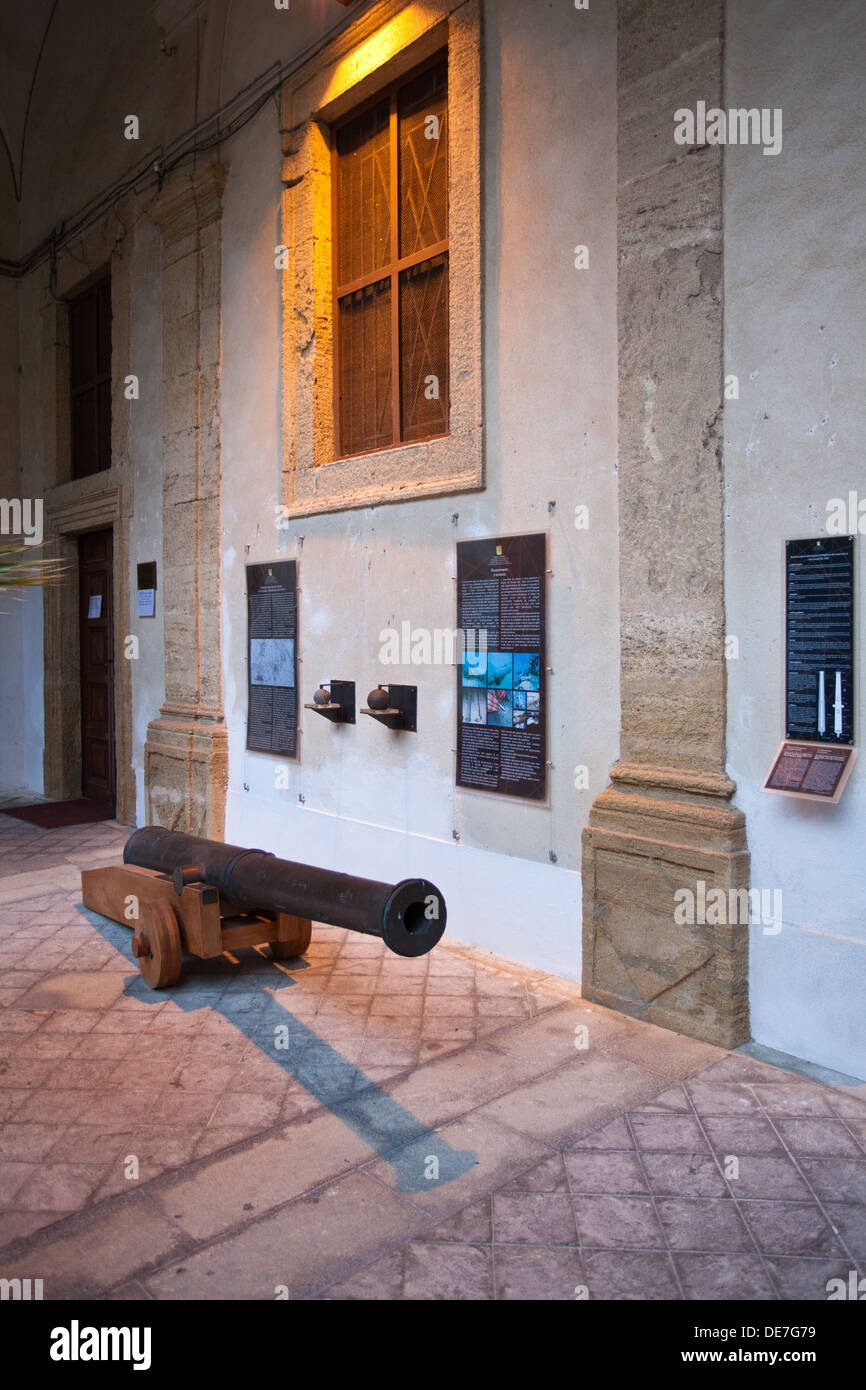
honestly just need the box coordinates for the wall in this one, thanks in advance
[724,0,866,1076]
[219,0,620,978]
[0,272,45,795]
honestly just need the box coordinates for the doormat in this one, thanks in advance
[2,799,116,828]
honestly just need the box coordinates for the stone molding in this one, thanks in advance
[146,163,228,245]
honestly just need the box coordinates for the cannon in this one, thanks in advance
[81,826,446,989]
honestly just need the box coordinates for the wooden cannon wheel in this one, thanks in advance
[131,899,183,988]
[269,916,312,959]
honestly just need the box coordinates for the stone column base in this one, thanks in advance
[144,711,228,839]
[582,764,750,1049]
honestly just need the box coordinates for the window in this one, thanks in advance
[69,274,111,479]
[333,56,449,458]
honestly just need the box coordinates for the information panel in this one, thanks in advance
[456,533,546,800]
[763,740,857,804]
[246,560,298,758]
[786,536,854,743]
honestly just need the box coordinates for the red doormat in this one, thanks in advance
[3,799,116,828]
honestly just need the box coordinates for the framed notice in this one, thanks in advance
[246,560,298,758]
[763,740,857,804]
[456,533,547,800]
[786,536,854,743]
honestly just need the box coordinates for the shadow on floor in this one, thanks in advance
[79,905,478,1193]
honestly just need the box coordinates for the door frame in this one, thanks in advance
[43,487,134,824]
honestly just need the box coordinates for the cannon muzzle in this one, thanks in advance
[123,827,446,958]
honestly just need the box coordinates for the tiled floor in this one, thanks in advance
[0,811,865,1300]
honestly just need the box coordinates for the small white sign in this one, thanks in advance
[137,588,155,618]
[87,595,102,619]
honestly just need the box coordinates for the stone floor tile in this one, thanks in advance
[46,1126,133,1164]
[495,1244,585,1300]
[573,1193,664,1249]
[632,1084,691,1113]
[101,1280,153,1300]
[825,1091,866,1120]
[149,1112,381,1241]
[764,1256,862,1301]
[417,1198,492,1244]
[365,1112,547,1217]
[630,1114,711,1153]
[566,1116,635,1151]
[319,1248,406,1300]
[500,1154,570,1194]
[640,1152,728,1199]
[403,1241,494,1300]
[564,1149,649,1195]
[0,1192,190,1297]
[774,1118,863,1159]
[0,1160,36,1204]
[824,1203,866,1258]
[727,1154,813,1201]
[740,1200,844,1258]
[0,1123,64,1161]
[673,1252,777,1300]
[702,1115,786,1156]
[494,1192,578,1245]
[684,1079,763,1115]
[148,1172,427,1299]
[749,1082,840,1118]
[0,1210,69,1248]
[14,1162,109,1211]
[583,1249,681,1300]
[656,1197,753,1253]
[478,1056,666,1148]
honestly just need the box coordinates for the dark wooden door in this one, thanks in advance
[78,529,116,806]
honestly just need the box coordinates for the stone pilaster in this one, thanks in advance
[144,164,228,837]
[582,0,750,1049]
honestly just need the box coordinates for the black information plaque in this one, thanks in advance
[786,536,854,743]
[456,533,547,800]
[246,560,298,758]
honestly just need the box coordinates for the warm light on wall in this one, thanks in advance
[322,5,441,109]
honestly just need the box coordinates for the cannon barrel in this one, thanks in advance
[123,827,446,958]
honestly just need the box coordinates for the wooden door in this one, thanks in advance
[78,528,116,806]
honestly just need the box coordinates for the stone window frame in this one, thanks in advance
[279,0,482,517]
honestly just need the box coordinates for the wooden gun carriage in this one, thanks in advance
[82,827,447,989]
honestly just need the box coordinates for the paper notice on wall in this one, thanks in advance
[87,595,102,619]
[136,589,155,618]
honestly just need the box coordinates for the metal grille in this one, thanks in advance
[338,278,393,457]
[400,253,449,442]
[333,55,449,457]
[398,60,448,257]
[336,101,391,284]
